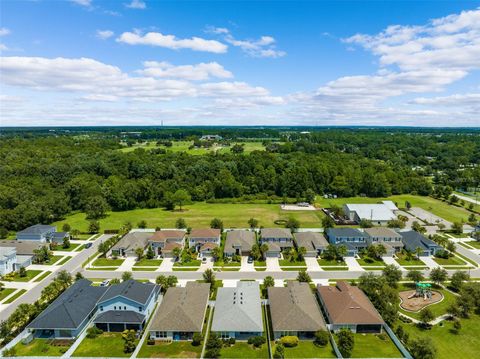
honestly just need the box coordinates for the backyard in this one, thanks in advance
[274,340,336,358]
[220,342,269,359]
[138,341,202,358]
[349,333,402,358]
[73,332,137,357]
[13,339,72,357]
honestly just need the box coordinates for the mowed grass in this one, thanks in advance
[73,332,137,357]
[13,338,72,357]
[4,270,42,282]
[349,333,402,358]
[433,255,467,266]
[274,341,336,358]
[402,314,480,359]
[0,288,16,302]
[4,289,27,303]
[134,259,163,267]
[220,342,268,358]
[119,141,267,155]
[53,203,324,232]
[138,341,202,358]
[465,241,480,249]
[315,194,474,223]
[92,258,125,267]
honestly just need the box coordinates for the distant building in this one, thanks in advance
[326,228,368,257]
[399,230,441,256]
[0,247,17,275]
[317,282,384,333]
[343,203,397,226]
[200,135,222,141]
[364,227,404,256]
[0,240,45,267]
[16,224,56,242]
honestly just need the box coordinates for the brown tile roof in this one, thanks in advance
[200,242,218,251]
[317,282,384,325]
[190,228,221,238]
[149,230,185,243]
[268,282,326,332]
[163,242,183,252]
[149,282,210,332]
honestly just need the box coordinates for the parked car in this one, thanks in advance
[247,256,253,264]
[85,243,92,249]
[100,280,110,287]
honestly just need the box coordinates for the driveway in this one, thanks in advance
[344,257,364,271]
[420,256,440,269]
[240,256,255,272]
[198,257,214,271]
[305,257,322,271]
[157,257,175,272]
[116,257,136,272]
[382,256,400,267]
[266,257,281,271]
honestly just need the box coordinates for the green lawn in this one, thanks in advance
[0,288,16,302]
[44,255,63,265]
[394,252,425,266]
[73,332,137,357]
[401,314,480,359]
[56,256,71,265]
[92,258,125,267]
[34,271,52,282]
[322,266,349,271]
[53,243,81,252]
[254,260,266,267]
[349,333,402,358]
[315,194,473,224]
[134,259,163,267]
[138,341,202,358]
[4,289,27,303]
[214,260,241,267]
[317,258,345,266]
[357,256,385,267]
[220,342,269,358]
[433,255,467,266]
[173,260,201,267]
[464,241,480,249]
[274,341,336,358]
[13,339,72,356]
[3,270,42,282]
[52,202,324,232]
[279,259,306,267]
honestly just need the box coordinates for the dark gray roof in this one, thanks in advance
[27,279,107,330]
[295,232,329,251]
[52,232,69,239]
[224,230,255,253]
[400,231,440,251]
[0,241,45,255]
[326,228,367,238]
[111,232,152,253]
[99,280,158,305]
[17,224,55,235]
[261,228,293,239]
[94,310,145,324]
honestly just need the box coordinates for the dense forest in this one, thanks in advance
[0,127,479,231]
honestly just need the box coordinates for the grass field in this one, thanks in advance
[53,203,323,232]
[349,333,402,358]
[92,258,125,267]
[315,195,474,223]
[138,341,202,358]
[4,289,27,303]
[401,314,480,359]
[275,341,336,358]
[13,339,71,357]
[134,259,163,267]
[433,255,467,266]
[73,332,137,357]
[0,288,16,302]
[220,342,268,359]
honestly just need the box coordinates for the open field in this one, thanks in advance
[119,141,268,155]
[138,341,202,358]
[315,195,475,223]
[53,203,324,232]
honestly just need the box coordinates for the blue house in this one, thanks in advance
[399,231,442,256]
[326,228,368,256]
[16,224,56,242]
[94,280,160,332]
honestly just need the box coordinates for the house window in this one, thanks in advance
[124,306,126,310]
[100,306,103,311]
[220,332,230,339]
[156,331,167,338]
[139,307,143,312]
[114,306,116,310]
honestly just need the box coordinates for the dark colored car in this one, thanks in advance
[85,243,92,249]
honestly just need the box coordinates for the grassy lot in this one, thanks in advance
[349,333,402,358]
[92,258,125,267]
[433,255,467,266]
[357,256,385,267]
[52,203,324,232]
[317,258,345,266]
[134,259,163,267]
[274,340,336,358]
[138,341,202,358]
[465,240,480,249]
[4,289,27,303]
[173,259,201,267]
[54,243,81,252]
[397,283,457,319]
[394,252,425,266]
[315,194,474,223]
[0,288,16,302]
[401,314,480,359]
[73,332,137,357]
[4,270,42,282]
[34,271,52,282]
[13,338,72,356]
[279,259,306,267]
[220,342,269,358]
[44,255,63,265]
[56,256,71,265]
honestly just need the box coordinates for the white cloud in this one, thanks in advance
[0,44,8,51]
[0,28,10,37]
[412,93,480,107]
[125,0,146,9]
[96,30,114,40]
[116,31,228,53]
[138,61,233,81]
[70,0,92,7]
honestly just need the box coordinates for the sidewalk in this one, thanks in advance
[420,256,440,269]
[345,257,364,271]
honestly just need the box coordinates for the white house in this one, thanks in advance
[343,203,397,226]
[0,247,17,276]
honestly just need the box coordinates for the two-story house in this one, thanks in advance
[0,247,17,276]
[223,230,255,257]
[188,229,221,255]
[148,230,186,257]
[259,228,294,257]
[363,227,404,256]
[400,230,442,257]
[16,224,56,242]
[326,228,368,257]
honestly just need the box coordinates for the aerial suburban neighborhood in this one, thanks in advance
[1,1,480,359]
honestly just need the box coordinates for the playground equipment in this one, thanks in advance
[407,282,432,301]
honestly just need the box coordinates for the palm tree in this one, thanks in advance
[297,247,307,261]
[203,268,215,284]
[122,271,133,281]
[55,270,72,290]
[263,276,274,288]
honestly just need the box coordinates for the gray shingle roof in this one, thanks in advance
[17,224,55,235]
[94,310,145,324]
[294,232,329,251]
[149,282,210,332]
[261,228,293,239]
[111,231,152,253]
[268,282,326,332]
[400,231,440,252]
[327,228,367,238]
[211,281,263,333]
[27,279,107,330]
[99,280,158,305]
[224,230,256,254]
[0,241,45,255]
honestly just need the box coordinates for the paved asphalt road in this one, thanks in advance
[0,234,112,322]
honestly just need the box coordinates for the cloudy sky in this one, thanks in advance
[0,0,479,127]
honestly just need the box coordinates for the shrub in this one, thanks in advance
[280,335,299,347]
[86,326,103,339]
[147,339,155,345]
[192,332,203,346]
[248,336,266,347]
[273,343,285,359]
[378,333,388,341]
[228,337,236,345]
[314,330,329,346]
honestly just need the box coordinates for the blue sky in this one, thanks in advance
[1,0,479,126]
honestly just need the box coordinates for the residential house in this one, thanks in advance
[188,229,221,252]
[148,230,186,257]
[364,227,404,256]
[317,282,384,333]
[94,280,160,332]
[326,228,368,257]
[0,247,17,276]
[27,279,108,339]
[199,242,218,258]
[211,281,263,340]
[16,224,56,242]
[294,232,329,257]
[268,282,327,339]
[343,203,397,226]
[200,134,222,141]
[51,231,70,244]
[260,228,294,257]
[110,230,153,257]
[0,240,45,268]
[224,230,256,257]
[400,230,442,256]
[149,282,210,341]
